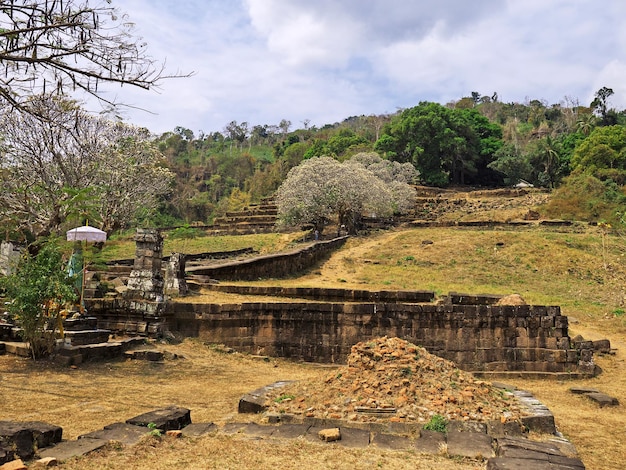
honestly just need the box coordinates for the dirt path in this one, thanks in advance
[304,231,404,286]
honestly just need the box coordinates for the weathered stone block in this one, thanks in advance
[126,406,191,431]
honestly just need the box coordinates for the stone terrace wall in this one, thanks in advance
[167,301,594,376]
[203,285,435,303]
[185,237,348,281]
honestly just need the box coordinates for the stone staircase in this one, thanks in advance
[210,198,278,234]
[0,312,146,366]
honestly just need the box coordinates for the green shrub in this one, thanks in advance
[168,225,204,240]
[423,414,448,433]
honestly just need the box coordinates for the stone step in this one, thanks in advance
[0,421,63,461]
[62,317,98,332]
[54,337,146,366]
[0,341,30,357]
[63,329,111,346]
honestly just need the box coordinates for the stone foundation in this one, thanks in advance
[165,300,597,377]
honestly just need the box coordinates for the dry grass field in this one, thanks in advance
[1,223,625,469]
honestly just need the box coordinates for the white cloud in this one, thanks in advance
[77,0,626,134]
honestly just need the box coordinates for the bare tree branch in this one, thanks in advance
[0,0,191,115]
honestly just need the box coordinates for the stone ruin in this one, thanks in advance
[79,228,603,379]
[125,228,165,301]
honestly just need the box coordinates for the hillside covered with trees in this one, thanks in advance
[3,87,626,241]
[151,87,626,228]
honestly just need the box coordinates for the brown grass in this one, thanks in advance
[2,225,626,469]
[0,340,481,470]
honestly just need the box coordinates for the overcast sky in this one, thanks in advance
[92,0,626,136]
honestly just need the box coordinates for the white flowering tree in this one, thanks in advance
[275,155,417,234]
[0,95,173,238]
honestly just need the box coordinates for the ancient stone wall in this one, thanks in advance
[185,236,348,281]
[166,301,595,376]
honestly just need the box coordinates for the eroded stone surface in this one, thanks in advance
[126,406,191,431]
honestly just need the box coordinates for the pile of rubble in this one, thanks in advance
[267,337,526,425]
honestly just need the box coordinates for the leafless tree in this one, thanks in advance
[0,0,186,115]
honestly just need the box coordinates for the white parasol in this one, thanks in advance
[66,225,107,243]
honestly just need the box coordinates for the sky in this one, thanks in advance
[89,0,626,136]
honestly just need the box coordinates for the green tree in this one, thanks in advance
[375,102,502,186]
[591,87,615,125]
[0,239,78,359]
[571,126,626,173]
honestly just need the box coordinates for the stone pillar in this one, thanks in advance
[125,229,164,301]
[0,241,22,276]
[164,253,188,297]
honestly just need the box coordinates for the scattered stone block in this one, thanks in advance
[318,428,341,442]
[238,381,294,414]
[126,406,191,431]
[0,421,62,460]
[35,457,59,468]
[0,459,26,470]
[35,457,58,467]
[370,432,413,450]
[79,423,150,446]
[180,423,217,438]
[584,392,619,407]
[414,429,446,454]
[37,438,109,462]
[569,387,599,395]
[447,430,495,459]
[269,424,311,439]
[124,349,164,361]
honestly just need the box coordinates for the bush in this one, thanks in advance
[168,225,204,240]
[423,414,448,433]
[542,173,626,225]
[0,238,78,359]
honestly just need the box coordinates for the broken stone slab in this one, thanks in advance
[180,423,218,438]
[0,458,27,470]
[487,456,583,469]
[446,430,495,459]
[584,392,619,407]
[318,428,341,442]
[496,437,572,458]
[414,429,446,454]
[334,427,370,448]
[78,423,150,446]
[123,349,164,361]
[369,432,414,450]
[569,387,600,395]
[220,423,248,435]
[238,380,295,414]
[241,423,276,438]
[269,424,311,439]
[0,421,63,460]
[126,406,191,431]
[592,339,611,354]
[37,438,109,462]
